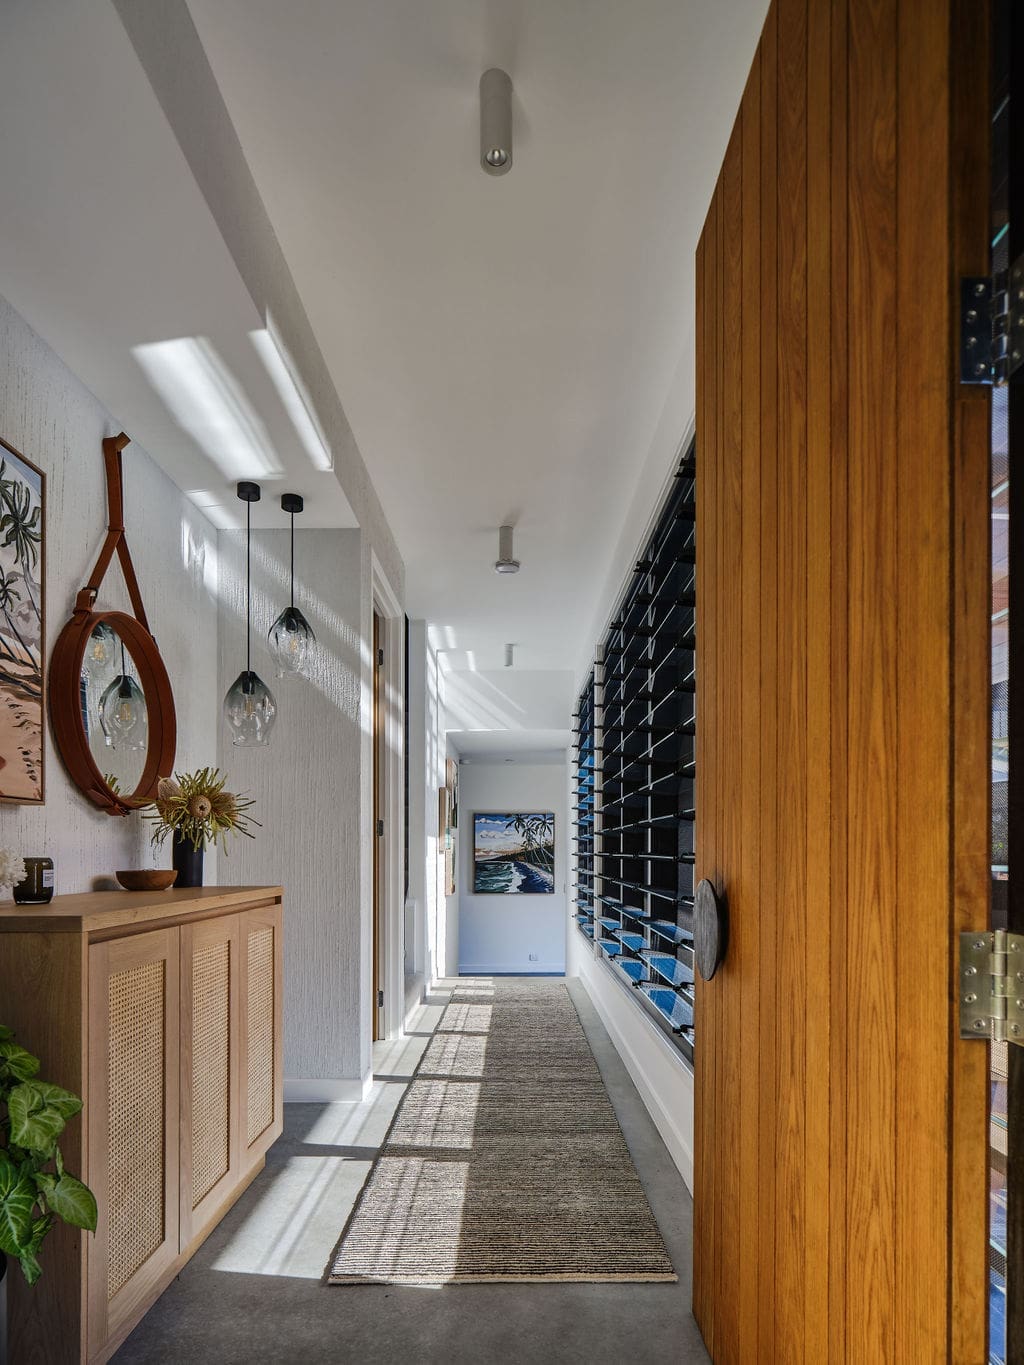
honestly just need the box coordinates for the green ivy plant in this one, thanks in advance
[0,1025,97,1283]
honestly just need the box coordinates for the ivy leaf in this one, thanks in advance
[33,1170,56,1204]
[17,1216,50,1287]
[0,1023,14,1041]
[25,1081,82,1122]
[0,1040,40,1082]
[0,1152,35,1256]
[47,1175,97,1232]
[7,1083,66,1153]
[17,1250,42,1285]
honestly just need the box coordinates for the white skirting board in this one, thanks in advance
[458,963,566,976]
[284,1074,374,1103]
[570,935,694,1192]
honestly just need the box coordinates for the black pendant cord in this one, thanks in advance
[119,641,130,698]
[290,509,295,610]
[246,495,252,676]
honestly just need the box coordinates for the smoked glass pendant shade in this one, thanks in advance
[223,481,277,747]
[268,491,315,678]
[269,604,315,676]
[223,669,277,747]
[99,673,148,751]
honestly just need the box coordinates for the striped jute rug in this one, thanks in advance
[327,979,676,1284]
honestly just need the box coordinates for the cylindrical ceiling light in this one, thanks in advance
[494,524,520,574]
[268,492,316,677]
[480,68,513,175]
[223,481,278,747]
[504,643,515,668]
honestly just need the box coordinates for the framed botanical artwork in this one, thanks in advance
[0,437,44,803]
[473,812,555,894]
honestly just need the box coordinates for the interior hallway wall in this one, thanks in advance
[0,292,219,889]
[444,735,460,976]
[406,621,457,996]
[217,525,366,1097]
[458,759,568,975]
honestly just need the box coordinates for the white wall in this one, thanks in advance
[445,668,574,736]
[217,526,367,1097]
[458,759,568,975]
[569,927,694,1189]
[0,293,219,889]
[444,735,460,977]
[406,621,457,994]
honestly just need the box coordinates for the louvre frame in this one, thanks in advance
[571,444,697,1062]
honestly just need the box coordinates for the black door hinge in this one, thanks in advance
[961,256,1024,384]
[377,647,384,666]
[377,988,384,1008]
[376,818,384,837]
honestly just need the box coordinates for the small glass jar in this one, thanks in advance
[13,857,55,905]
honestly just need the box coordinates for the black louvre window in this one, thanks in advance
[572,441,696,1063]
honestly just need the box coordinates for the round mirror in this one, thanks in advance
[50,608,175,815]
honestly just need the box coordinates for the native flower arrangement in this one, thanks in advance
[143,767,259,853]
[0,846,26,892]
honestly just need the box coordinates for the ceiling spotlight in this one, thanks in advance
[505,643,515,668]
[480,69,513,176]
[494,524,520,574]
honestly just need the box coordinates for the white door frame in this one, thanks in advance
[371,552,405,1042]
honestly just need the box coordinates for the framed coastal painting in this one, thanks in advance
[473,812,555,894]
[0,438,44,804]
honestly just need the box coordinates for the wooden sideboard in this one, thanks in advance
[0,885,284,1364]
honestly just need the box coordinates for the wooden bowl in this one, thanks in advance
[115,869,178,892]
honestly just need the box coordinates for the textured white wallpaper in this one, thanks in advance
[0,294,219,890]
[217,526,364,1082]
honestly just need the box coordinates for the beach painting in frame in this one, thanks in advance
[474,812,555,894]
[0,438,44,803]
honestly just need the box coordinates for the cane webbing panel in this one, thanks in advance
[191,937,231,1206]
[107,959,166,1300]
[246,925,275,1146]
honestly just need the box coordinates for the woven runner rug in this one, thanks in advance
[327,978,676,1284]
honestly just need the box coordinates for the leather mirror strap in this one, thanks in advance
[77,433,151,632]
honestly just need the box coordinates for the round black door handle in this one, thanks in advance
[693,879,728,980]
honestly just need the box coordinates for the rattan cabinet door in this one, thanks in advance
[179,913,241,1249]
[239,903,283,1173]
[87,927,180,1361]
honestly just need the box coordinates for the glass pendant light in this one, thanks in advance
[87,621,118,674]
[99,644,148,751]
[268,492,316,677]
[223,481,278,747]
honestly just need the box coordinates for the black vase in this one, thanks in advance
[172,832,204,888]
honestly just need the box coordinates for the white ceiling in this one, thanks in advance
[184,0,768,668]
[0,0,356,530]
[455,733,568,764]
[0,0,766,672]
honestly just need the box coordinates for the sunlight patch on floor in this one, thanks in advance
[300,1084,404,1149]
[211,1156,371,1279]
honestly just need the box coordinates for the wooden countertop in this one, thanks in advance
[0,885,283,936]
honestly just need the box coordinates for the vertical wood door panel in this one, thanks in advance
[180,912,242,1249]
[87,927,180,1362]
[693,0,990,1357]
[239,903,284,1174]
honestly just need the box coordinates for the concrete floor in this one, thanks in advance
[115,977,709,1365]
